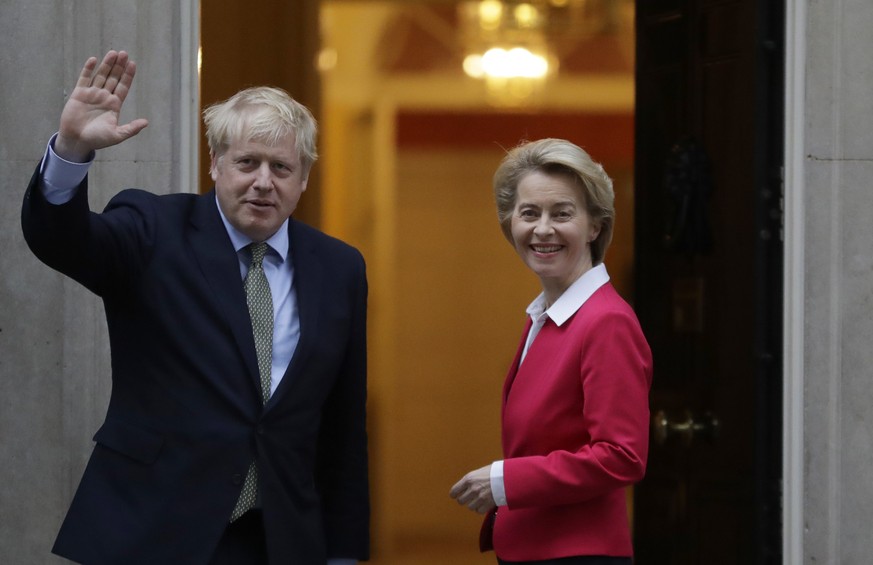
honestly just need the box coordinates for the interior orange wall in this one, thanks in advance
[395,110,637,301]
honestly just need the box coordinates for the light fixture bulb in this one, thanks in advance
[478,0,503,30]
[463,54,485,78]
[514,3,540,28]
[480,47,549,79]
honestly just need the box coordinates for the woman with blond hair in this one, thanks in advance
[451,138,652,565]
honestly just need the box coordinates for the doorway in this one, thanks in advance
[198,1,783,563]
[632,0,784,563]
[316,3,636,562]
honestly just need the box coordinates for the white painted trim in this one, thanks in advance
[179,0,200,194]
[783,0,806,562]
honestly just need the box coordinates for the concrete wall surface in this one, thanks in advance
[802,0,873,563]
[0,1,184,562]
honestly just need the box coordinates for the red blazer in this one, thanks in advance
[490,282,652,561]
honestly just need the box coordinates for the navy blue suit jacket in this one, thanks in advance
[22,168,370,564]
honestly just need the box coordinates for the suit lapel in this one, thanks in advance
[502,319,531,406]
[267,219,323,407]
[188,193,261,393]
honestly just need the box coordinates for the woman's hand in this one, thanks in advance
[450,464,497,514]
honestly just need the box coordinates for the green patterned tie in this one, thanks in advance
[231,242,273,521]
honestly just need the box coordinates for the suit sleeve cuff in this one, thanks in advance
[490,460,507,507]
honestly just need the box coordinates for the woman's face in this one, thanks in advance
[510,170,600,301]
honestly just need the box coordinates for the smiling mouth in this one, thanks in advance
[531,244,562,253]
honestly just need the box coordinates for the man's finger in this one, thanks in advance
[117,118,150,142]
[114,60,137,102]
[91,50,119,89]
[75,57,98,89]
[103,51,131,93]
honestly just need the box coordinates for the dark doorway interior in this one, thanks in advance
[632,0,784,563]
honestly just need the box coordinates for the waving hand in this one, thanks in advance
[55,50,149,162]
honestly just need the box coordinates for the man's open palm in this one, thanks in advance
[56,50,148,162]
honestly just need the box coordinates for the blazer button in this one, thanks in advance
[257,425,265,435]
[232,474,243,485]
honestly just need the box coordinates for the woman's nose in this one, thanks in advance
[533,217,554,236]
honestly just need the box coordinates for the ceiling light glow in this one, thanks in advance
[479,47,549,78]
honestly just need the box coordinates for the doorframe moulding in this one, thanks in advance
[179,0,200,195]
[782,0,806,562]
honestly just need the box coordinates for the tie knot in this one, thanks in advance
[249,242,268,267]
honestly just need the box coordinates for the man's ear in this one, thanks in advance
[209,152,219,182]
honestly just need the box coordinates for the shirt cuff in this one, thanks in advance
[327,559,357,565]
[490,460,507,507]
[41,133,93,205]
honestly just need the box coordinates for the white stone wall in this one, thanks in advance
[803,0,873,562]
[0,1,188,562]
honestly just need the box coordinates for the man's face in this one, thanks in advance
[211,134,307,242]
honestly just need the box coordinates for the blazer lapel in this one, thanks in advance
[188,193,261,393]
[267,219,323,407]
[502,318,531,407]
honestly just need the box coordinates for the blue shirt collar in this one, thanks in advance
[215,194,289,262]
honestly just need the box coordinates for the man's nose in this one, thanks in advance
[253,164,274,190]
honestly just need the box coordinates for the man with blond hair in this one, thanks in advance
[22,50,369,565]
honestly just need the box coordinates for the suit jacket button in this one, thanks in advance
[257,426,265,435]
[232,474,243,485]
